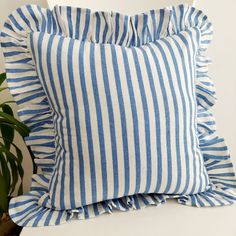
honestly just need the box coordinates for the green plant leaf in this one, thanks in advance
[0,112,29,132]
[0,73,6,86]
[0,174,9,212]
[0,136,20,150]
[0,112,29,137]
[0,104,14,150]
[0,121,28,138]
[27,146,37,174]
[15,143,23,164]
[18,182,23,195]
[15,148,24,178]
[0,145,22,165]
[0,146,24,196]
[1,104,13,116]
[0,151,11,194]
[8,157,18,195]
[0,137,24,165]
[0,73,27,199]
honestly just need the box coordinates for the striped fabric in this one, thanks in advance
[28,27,208,210]
[0,4,236,227]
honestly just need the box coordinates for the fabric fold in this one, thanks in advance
[169,4,236,207]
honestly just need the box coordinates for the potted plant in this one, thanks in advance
[0,73,36,236]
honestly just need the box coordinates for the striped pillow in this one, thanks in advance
[1,4,236,227]
[29,27,208,209]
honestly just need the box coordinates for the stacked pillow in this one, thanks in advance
[1,4,236,227]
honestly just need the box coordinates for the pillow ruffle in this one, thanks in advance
[168,5,236,207]
[56,5,171,46]
[1,4,236,227]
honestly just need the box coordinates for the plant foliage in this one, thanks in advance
[0,73,36,218]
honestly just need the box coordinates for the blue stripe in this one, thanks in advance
[79,41,97,204]
[161,37,190,194]
[67,38,76,208]
[8,14,24,31]
[94,13,101,43]
[156,9,165,39]
[153,41,179,193]
[89,43,108,201]
[44,210,54,226]
[131,48,151,193]
[121,47,141,194]
[110,44,130,196]
[75,8,81,39]
[102,12,109,43]
[203,154,229,160]
[200,137,224,146]
[16,8,33,31]
[139,47,162,193]
[7,76,38,83]
[26,5,39,31]
[100,44,119,199]
[55,211,64,225]
[32,208,48,226]
[81,9,90,41]
[11,204,36,219]
[146,44,170,193]
[119,16,128,45]
[37,5,46,32]
[67,7,73,37]
[46,9,52,33]
[201,146,228,151]
[178,30,201,193]
[46,38,75,207]
[114,14,120,43]
[210,162,234,171]
[171,35,196,194]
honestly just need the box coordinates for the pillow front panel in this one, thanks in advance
[29,27,209,210]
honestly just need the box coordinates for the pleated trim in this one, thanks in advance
[1,4,236,227]
[171,5,236,207]
[9,174,179,226]
[55,5,172,46]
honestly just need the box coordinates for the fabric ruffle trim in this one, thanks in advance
[1,4,236,227]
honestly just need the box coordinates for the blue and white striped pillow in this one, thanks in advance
[28,27,207,210]
[1,4,236,227]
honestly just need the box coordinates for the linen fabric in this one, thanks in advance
[29,27,207,210]
[1,4,236,227]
